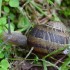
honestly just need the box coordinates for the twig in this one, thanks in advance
[25,47,34,59]
[19,47,34,65]
[50,57,64,64]
[55,55,66,65]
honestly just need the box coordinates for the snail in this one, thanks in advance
[3,31,27,46]
[2,16,69,54]
[2,17,27,46]
[27,21,69,53]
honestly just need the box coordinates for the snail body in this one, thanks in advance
[2,31,27,46]
[2,16,27,46]
[27,21,69,53]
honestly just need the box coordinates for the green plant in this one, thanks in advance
[0,59,10,70]
[0,40,10,70]
[0,0,70,70]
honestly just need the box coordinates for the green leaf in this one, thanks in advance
[4,6,10,13]
[5,45,11,51]
[9,13,15,21]
[4,45,11,58]
[0,17,14,33]
[0,26,3,33]
[1,59,10,69]
[5,22,15,31]
[0,17,7,25]
[9,0,19,7]
[0,22,14,33]
[34,55,39,64]
[64,9,70,16]
[0,53,4,58]
[0,68,7,70]
[18,15,31,31]
[5,0,9,2]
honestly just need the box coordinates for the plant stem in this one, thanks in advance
[0,0,2,17]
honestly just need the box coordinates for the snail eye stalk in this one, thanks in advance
[8,16,11,34]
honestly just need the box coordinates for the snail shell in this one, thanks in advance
[27,21,69,53]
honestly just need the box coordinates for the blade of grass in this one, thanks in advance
[59,57,70,70]
[43,60,48,70]
[30,1,47,16]
[42,59,59,69]
[0,0,2,17]
[43,44,70,59]
[22,0,32,7]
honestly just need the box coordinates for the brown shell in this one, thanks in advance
[47,21,67,33]
[27,21,69,53]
